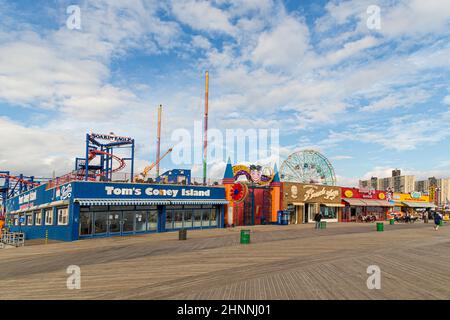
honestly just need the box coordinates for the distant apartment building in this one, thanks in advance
[359,169,415,193]
[415,177,450,207]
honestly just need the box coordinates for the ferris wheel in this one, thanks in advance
[280,150,336,186]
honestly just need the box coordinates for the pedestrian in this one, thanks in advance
[424,209,429,224]
[314,212,322,229]
[434,212,443,231]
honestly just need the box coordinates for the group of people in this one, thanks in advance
[358,214,378,223]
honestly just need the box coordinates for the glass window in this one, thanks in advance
[57,207,69,225]
[183,210,193,228]
[26,214,33,226]
[109,212,121,233]
[210,208,218,226]
[193,211,202,227]
[202,209,211,227]
[147,211,158,231]
[165,210,174,230]
[80,212,93,235]
[320,206,337,219]
[174,211,183,229]
[94,212,108,234]
[122,211,135,232]
[135,211,147,232]
[45,209,54,225]
[35,211,42,226]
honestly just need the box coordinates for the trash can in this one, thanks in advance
[240,229,250,244]
[376,222,384,232]
[389,219,395,225]
[277,211,283,225]
[320,221,327,229]
[439,220,444,226]
[179,229,187,240]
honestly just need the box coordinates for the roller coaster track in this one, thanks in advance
[87,149,126,175]
[0,173,40,187]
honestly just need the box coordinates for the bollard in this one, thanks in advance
[376,222,384,232]
[45,229,48,244]
[179,229,187,240]
[240,230,250,244]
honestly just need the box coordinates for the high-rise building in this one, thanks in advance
[359,170,415,193]
[416,177,450,207]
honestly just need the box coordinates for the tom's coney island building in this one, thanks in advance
[282,183,343,224]
[5,181,228,241]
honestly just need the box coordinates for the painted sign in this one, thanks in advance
[283,182,341,205]
[392,193,430,202]
[90,132,133,143]
[341,187,387,200]
[232,164,274,186]
[410,191,422,199]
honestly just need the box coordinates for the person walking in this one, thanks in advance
[434,211,443,231]
[424,209,429,223]
[314,212,322,229]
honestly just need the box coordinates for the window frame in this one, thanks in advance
[45,208,54,226]
[57,207,69,226]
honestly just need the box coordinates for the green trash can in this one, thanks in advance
[389,219,395,225]
[240,229,251,244]
[320,221,327,229]
[439,220,444,226]
[376,222,384,232]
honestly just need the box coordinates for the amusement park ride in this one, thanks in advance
[0,172,47,218]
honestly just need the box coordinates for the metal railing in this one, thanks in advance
[0,231,25,248]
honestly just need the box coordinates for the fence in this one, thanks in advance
[0,231,25,248]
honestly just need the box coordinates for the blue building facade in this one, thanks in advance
[5,181,227,241]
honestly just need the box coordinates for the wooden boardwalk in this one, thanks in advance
[1,222,449,299]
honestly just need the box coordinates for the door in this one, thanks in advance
[108,212,122,235]
[79,211,93,236]
[94,212,108,235]
[122,211,135,234]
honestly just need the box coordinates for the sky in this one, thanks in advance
[0,0,450,186]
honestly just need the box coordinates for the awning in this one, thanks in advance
[343,198,366,206]
[74,198,228,206]
[75,199,170,206]
[362,199,394,207]
[169,199,229,205]
[402,201,437,208]
[323,203,345,207]
[9,200,69,214]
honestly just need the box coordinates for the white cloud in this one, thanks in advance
[252,16,310,68]
[171,0,235,35]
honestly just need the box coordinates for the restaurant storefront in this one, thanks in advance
[282,183,343,224]
[391,192,436,217]
[341,188,393,222]
[6,181,227,241]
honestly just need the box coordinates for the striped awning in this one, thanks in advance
[74,198,228,206]
[74,198,171,206]
[169,199,229,205]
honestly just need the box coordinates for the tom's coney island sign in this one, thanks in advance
[283,182,341,204]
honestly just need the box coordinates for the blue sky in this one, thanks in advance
[0,0,450,185]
